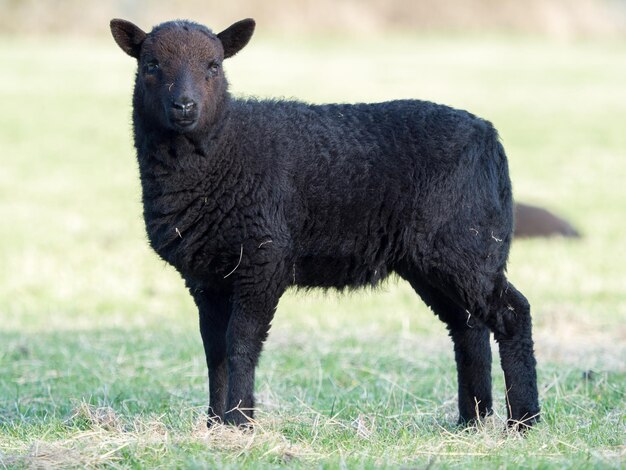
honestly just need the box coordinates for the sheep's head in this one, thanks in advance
[110,18,255,134]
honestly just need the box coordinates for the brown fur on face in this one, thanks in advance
[110,18,255,134]
[138,24,227,132]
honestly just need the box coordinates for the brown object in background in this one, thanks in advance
[514,202,581,238]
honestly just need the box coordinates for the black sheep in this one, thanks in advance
[110,18,539,430]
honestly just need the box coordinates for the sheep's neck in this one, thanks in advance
[132,109,248,279]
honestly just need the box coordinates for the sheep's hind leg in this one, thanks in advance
[402,273,493,425]
[450,324,493,425]
[483,280,540,429]
[192,290,232,427]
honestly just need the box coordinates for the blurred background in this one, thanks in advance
[2,0,625,390]
[1,1,625,466]
[2,0,626,38]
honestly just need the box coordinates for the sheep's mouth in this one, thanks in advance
[170,117,198,132]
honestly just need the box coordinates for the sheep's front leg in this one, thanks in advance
[192,289,232,426]
[224,271,286,427]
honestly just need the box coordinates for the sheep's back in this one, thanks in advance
[228,98,510,287]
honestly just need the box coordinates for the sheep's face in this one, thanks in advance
[111,18,255,134]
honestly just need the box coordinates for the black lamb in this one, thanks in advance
[110,18,539,430]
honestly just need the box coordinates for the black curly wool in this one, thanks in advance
[110,17,539,429]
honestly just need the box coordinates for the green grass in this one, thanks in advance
[1,33,625,468]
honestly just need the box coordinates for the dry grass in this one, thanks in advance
[0,402,545,469]
[1,403,319,469]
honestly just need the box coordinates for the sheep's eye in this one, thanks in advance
[145,60,160,74]
[208,62,220,74]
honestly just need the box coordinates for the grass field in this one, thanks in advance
[0,32,625,468]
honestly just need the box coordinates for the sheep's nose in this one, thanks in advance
[172,98,196,114]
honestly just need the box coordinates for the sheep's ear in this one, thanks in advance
[217,18,255,58]
[110,19,146,59]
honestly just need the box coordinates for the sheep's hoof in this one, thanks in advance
[507,414,540,432]
[456,410,492,429]
[456,417,482,429]
[224,410,254,430]
[206,415,223,429]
